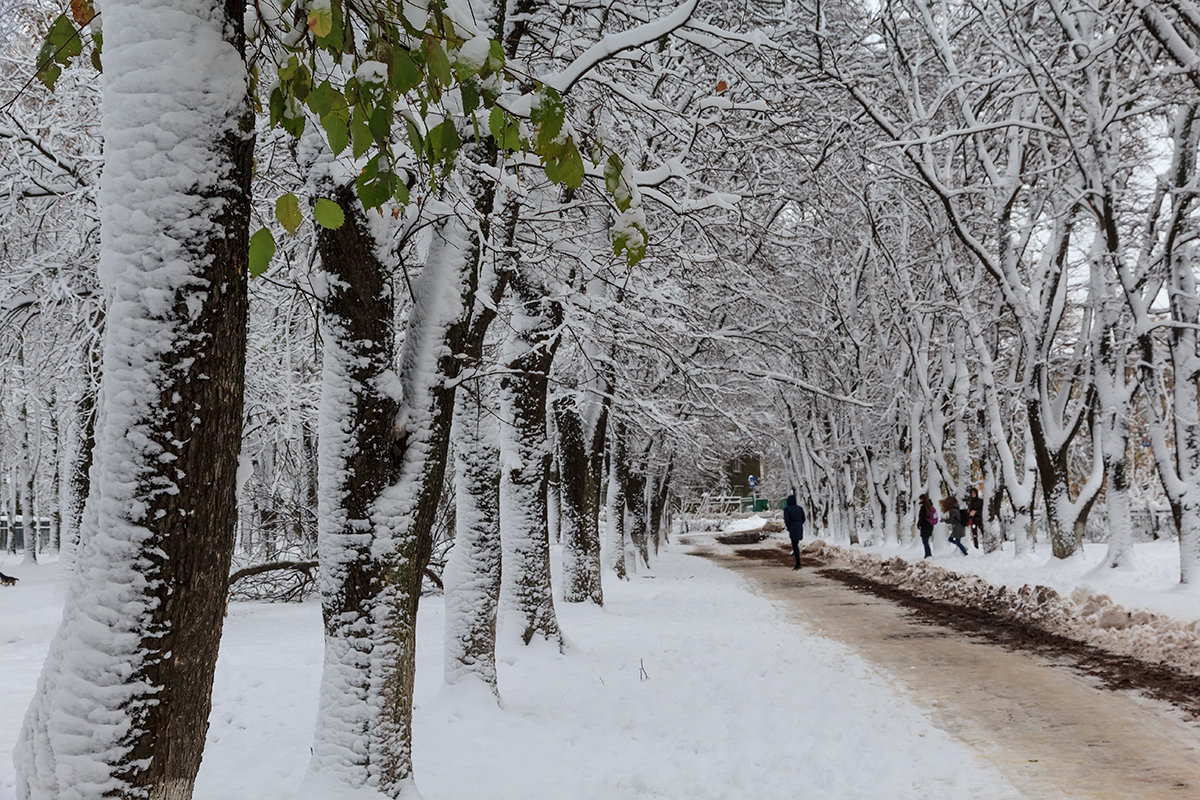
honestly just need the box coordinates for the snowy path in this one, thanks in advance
[702,544,1200,799]
[3,549,1026,799]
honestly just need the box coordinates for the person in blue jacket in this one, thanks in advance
[783,494,806,570]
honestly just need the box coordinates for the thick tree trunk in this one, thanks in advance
[16,0,252,791]
[555,397,603,605]
[499,269,563,647]
[1027,391,1082,559]
[63,359,99,563]
[370,211,473,794]
[305,187,476,796]
[444,380,503,690]
[307,185,398,790]
[605,446,627,580]
[648,460,672,555]
[616,431,651,571]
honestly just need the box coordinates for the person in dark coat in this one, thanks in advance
[942,496,968,555]
[917,493,934,558]
[783,494,806,570]
[965,487,984,549]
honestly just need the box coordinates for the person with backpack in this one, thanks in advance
[783,494,806,570]
[917,493,935,558]
[942,496,969,555]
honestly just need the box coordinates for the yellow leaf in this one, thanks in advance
[308,8,333,38]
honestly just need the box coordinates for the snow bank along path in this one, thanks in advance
[808,539,1200,679]
[700,540,1200,800]
[3,546,1021,799]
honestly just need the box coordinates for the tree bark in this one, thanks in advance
[605,445,627,580]
[16,0,252,790]
[615,428,652,571]
[499,269,563,647]
[444,379,503,690]
[308,183,397,790]
[555,396,604,605]
[306,183,478,795]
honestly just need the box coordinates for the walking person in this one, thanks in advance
[966,487,984,549]
[784,494,806,570]
[917,493,935,558]
[942,496,968,555]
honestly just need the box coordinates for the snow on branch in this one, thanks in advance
[541,0,700,95]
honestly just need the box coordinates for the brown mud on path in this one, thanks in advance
[694,540,1200,800]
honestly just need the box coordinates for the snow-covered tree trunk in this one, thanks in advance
[842,461,859,545]
[62,370,98,564]
[369,208,474,793]
[1093,283,1136,569]
[444,378,502,691]
[499,270,563,647]
[307,185,399,792]
[20,398,36,564]
[605,446,627,579]
[442,144,506,690]
[648,460,672,555]
[615,429,651,570]
[908,405,924,541]
[547,458,561,544]
[1167,248,1200,585]
[306,188,475,795]
[15,0,253,791]
[49,397,62,552]
[555,396,604,605]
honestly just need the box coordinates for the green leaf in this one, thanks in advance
[89,30,102,72]
[604,153,632,212]
[321,106,351,155]
[308,80,337,116]
[356,158,387,208]
[369,104,393,142]
[269,86,285,128]
[36,14,84,90]
[612,219,648,267]
[461,82,480,117]
[426,119,461,166]
[313,0,344,49]
[275,193,303,234]
[290,63,311,103]
[351,105,372,159]
[392,50,422,93]
[483,39,505,76]
[488,106,519,151]
[406,120,424,157]
[279,55,299,83]
[424,36,453,87]
[604,153,623,195]
[356,157,404,209]
[531,85,566,151]
[281,106,305,138]
[546,138,584,189]
[248,228,276,277]
[314,197,346,229]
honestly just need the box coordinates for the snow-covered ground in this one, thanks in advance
[1,540,1025,799]
[846,527,1200,623]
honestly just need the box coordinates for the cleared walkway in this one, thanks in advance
[700,544,1200,800]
